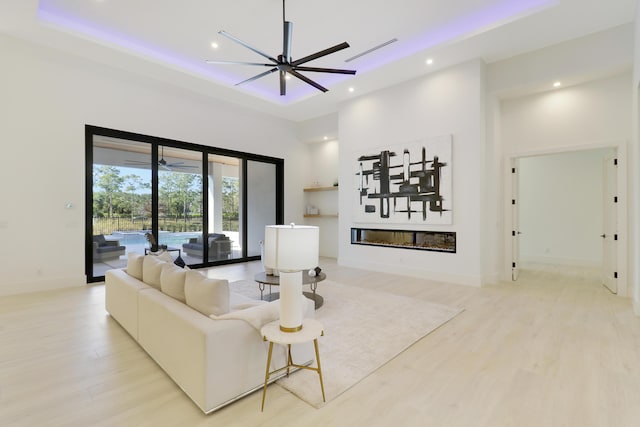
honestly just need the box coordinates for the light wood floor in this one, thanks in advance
[1,259,639,427]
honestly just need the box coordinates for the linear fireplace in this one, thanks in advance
[351,228,456,253]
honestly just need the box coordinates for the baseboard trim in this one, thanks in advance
[0,275,86,297]
[338,257,482,287]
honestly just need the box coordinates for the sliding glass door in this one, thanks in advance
[246,160,278,257]
[90,137,152,277]
[157,145,204,263]
[86,126,283,282]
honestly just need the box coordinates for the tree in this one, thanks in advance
[123,174,150,221]
[94,165,124,219]
[159,171,201,228]
[222,177,239,230]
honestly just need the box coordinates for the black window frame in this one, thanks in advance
[85,125,284,283]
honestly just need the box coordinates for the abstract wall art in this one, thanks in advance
[353,135,452,225]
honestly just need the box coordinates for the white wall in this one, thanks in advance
[485,25,634,286]
[501,74,632,155]
[303,139,339,258]
[338,60,486,286]
[0,34,305,296]
[518,149,613,267]
[499,73,631,293]
[631,2,640,314]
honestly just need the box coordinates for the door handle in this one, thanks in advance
[600,234,606,238]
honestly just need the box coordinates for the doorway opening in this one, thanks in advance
[510,147,620,293]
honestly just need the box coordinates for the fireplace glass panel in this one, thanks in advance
[351,228,455,253]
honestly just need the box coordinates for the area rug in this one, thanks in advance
[230,279,464,408]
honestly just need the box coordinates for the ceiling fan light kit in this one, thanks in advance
[206,0,356,96]
[124,147,196,170]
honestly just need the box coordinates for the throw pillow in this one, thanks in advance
[150,251,173,263]
[160,263,187,303]
[184,271,230,316]
[173,254,186,268]
[127,252,145,280]
[142,254,167,289]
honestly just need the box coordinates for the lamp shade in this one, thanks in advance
[264,224,319,272]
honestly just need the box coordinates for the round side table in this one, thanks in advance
[260,318,325,411]
[254,272,326,309]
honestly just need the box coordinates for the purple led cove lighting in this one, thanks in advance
[37,0,556,104]
[352,0,557,74]
[267,0,557,100]
[36,4,282,103]
[276,0,557,100]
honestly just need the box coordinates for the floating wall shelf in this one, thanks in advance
[303,214,339,218]
[303,186,338,192]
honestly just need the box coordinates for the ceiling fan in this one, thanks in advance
[124,147,197,170]
[206,0,356,96]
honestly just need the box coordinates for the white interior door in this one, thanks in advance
[512,159,520,281]
[602,154,617,293]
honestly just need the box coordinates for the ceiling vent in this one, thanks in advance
[345,38,398,63]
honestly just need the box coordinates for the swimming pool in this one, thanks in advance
[110,231,201,246]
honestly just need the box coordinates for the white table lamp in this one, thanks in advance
[264,224,319,332]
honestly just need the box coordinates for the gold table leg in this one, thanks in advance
[261,341,274,412]
[313,338,326,402]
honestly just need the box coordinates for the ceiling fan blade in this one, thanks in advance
[291,42,350,67]
[280,70,287,96]
[294,66,356,75]
[283,21,293,62]
[235,68,278,86]
[288,69,328,93]
[168,164,197,169]
[205,60,275,67]
[124,160,150,165]
[218,30,279,63]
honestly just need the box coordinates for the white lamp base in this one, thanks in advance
[279,270,303,332]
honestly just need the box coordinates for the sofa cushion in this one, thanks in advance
[143,255,167,289]
[127,252,145,280]
[160,263,187,303]
[210,299,280,331]
[93,234,107,245]
[154,251,174,263]
[184,271,230,316]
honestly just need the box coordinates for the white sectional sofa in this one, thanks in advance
[105,253,315,414]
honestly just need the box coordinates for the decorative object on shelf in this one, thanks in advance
[354,134,452,225]
[145,232,167,252]
[303,186,339,218]
[308,266,322,277]
[264,223,319,332]
[333,179,338,187]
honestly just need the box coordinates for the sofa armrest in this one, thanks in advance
[137,290,285,413]
[105,269,153,340]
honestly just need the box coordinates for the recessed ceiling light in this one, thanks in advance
[426,58,434,65]
[210,42,219,49]
[348,87,355,93]
[553,81,561,88]
[323,136,328,140]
